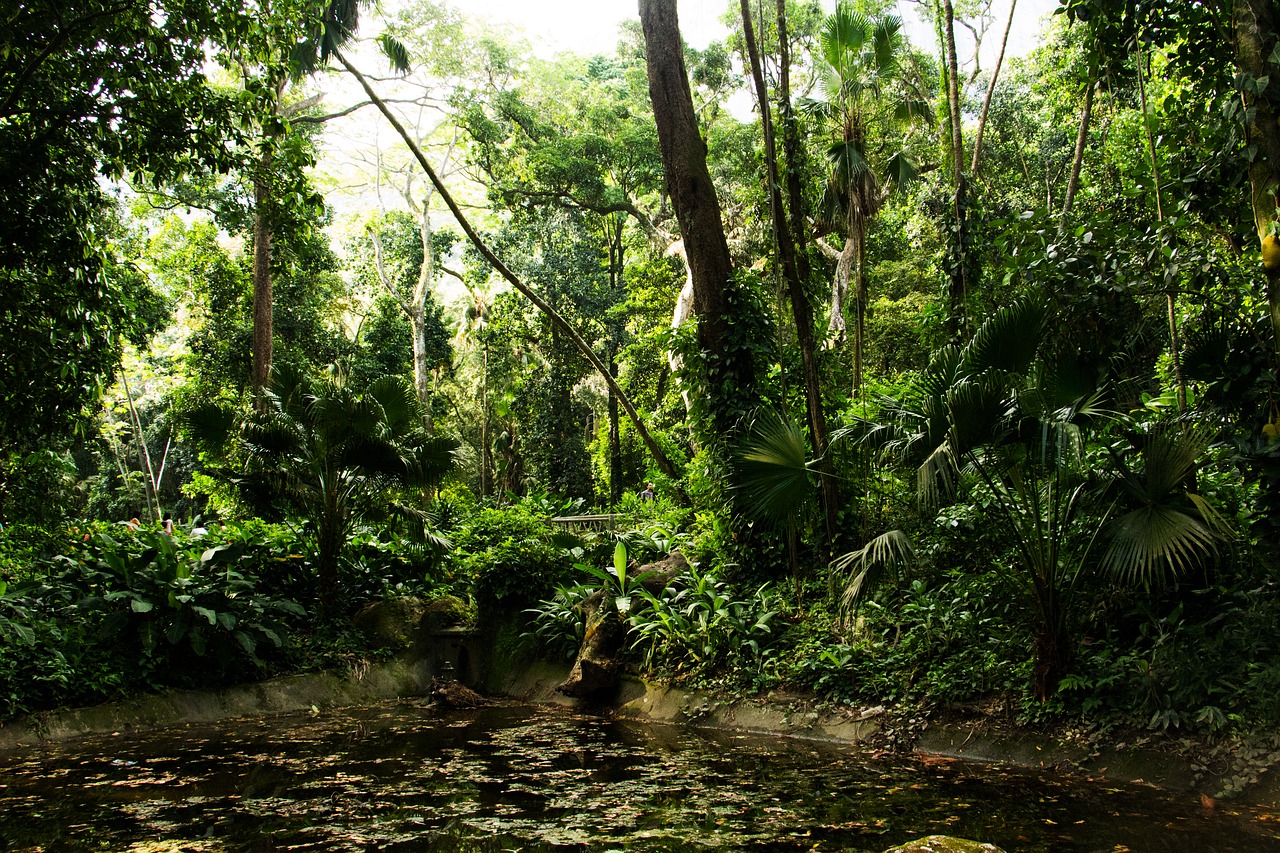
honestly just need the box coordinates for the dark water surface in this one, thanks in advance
[1,700,1277,852]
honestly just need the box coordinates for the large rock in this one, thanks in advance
[352,596,426,651]
[883,837,1006,853]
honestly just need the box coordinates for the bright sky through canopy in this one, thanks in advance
[458,0,1060,64]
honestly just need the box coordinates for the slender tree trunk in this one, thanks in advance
[640,0,753,431]
[412,202,435,426]
[941,0,969,340]
[370,212,435,425]
[120,366,160,521]
[942,0,964,180]
[609,226,624,507]
[849,226,867,395]
[609,350,622,507]
[1235,0,1280,363]
[739,0,840,548]
[481,342,491,498]
[251,150,273,392]
[335,46,678,480]
[970,0,1017,176]
[1135,35,1187,412]
[1061,82,1095,222]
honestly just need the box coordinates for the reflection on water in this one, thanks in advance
[0,700,1276,852]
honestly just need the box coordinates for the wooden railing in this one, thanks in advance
[547,513,619,533]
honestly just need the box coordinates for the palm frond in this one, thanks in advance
[1140,425,1217,500]
[961,298,1047,376]
[182,401,239,454]
[828,140,872,187]
[884,150,919,186]
[895,98,934,125]
[405,433,459,488]
[735,415,814,529]
[917,439,960,509]
[871,16,903,74]
[946,374,1012,455]
[821,6,872,73]
[376,33,412,75]
[367,375,424,434]
[242,413,307,458]
[1102,504,1219,587]
[831,529,915,616]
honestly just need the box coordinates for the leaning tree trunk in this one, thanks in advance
[1061,82,1095,222]
[969,0,1017,176]
[335,46,678,480]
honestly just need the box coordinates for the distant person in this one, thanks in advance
[162,516,174,535]
[126,517,140,531]
[640,482,656,503]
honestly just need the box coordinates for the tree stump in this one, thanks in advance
[557,551,688,699]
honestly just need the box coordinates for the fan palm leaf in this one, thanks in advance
[735,415,815,530]
[830,529,915,616]
[1101,425,1230,587]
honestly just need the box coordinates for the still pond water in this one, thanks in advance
[1,700,1277,852]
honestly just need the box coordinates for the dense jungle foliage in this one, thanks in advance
[3,0,1280,749]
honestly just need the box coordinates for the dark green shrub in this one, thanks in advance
[627,563,782,685]
[522,582,594,661]
[454,506,570,610]
[0,522,306,720]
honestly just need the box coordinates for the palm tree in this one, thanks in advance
[736,300,1230,701]
[189,367,455,618]
[849,300,1227,700]
[809,5,931,394]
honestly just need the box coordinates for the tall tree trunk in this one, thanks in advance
[1061,82,1095,222]
[1135,34,1187,412]
[739,0,840,548]
[370,207,436,428]
[851,223,867,395]
[411,200,436,426]
[335,46,678,480]
[251,149,273,391]
[481,341,491,498]
[941,0,969,340]
[640,0,753,430]
[609,350,622,507]
[970,0,1017,175]
[1235,0,1280,363]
